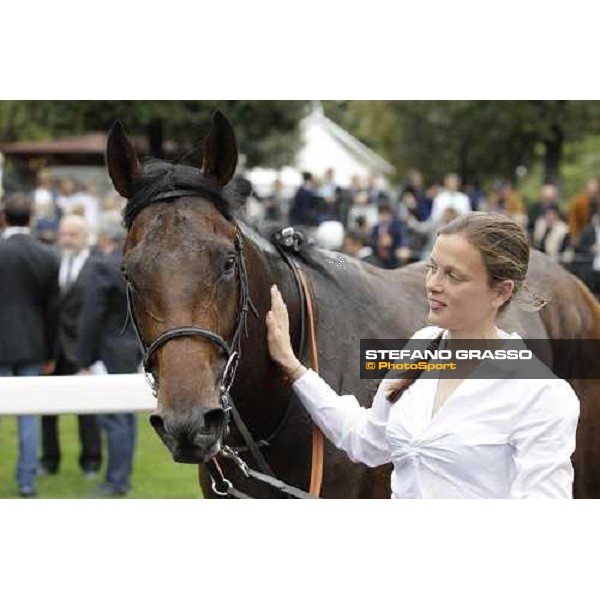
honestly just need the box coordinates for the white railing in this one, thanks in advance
[0,374,156,415]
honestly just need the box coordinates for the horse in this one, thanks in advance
[107,111,600,499]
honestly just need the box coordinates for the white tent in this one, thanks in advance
[296,104,395,186]
[246,104,395,198]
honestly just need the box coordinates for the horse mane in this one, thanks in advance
[241,221,345,287]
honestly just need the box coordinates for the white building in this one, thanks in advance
[246,104,395,198]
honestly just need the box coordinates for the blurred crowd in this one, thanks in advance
[31,169,125,245]
[0,176,139,498]
[246,168,600,300]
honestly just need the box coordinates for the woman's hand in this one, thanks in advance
[266,284,299,373]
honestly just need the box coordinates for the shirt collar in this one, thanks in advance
[78,247,90,262]
[2,226,31,239]
[63,247,90,263]
[440,327,524,374]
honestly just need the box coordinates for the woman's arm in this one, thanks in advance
[291,369,392,467]
[509,379,580,499]
[266,284,391,467]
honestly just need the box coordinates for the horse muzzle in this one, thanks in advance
[149,407,228,464]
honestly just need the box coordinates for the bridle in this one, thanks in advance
[125,228,253,424]
[123,187,320,499]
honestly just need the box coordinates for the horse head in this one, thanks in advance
[107,111,253,464]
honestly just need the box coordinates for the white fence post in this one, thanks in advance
[0,374,156,415]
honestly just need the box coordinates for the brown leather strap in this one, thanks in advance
[202,267,325,499]
[295,268,324,497]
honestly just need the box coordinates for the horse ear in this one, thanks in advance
[106,121,143,199]
[202,111,238,187]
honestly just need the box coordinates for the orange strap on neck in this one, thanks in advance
[295,268,324,497]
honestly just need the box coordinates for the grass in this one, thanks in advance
[0,413,202,499]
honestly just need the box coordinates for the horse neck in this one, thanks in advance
[238,224,305,346]
[231,226,304,435]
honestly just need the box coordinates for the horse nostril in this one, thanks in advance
[150,408,225,448]
[149,414,165,434]
[203,408,226,433]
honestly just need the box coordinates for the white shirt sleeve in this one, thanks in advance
[509,379,580,499]
[292,369,393,467]
[290,326,443,468]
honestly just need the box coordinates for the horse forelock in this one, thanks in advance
[123,158,234,230]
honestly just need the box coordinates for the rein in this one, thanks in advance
[299,267,325,496]
[207,227,324,499]
[271,228,324,496]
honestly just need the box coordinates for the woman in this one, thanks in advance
[265,212,580,498]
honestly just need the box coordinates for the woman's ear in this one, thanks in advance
[493,280,515,309]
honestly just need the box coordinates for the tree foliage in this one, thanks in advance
[0,100,309,168]
[4,100,600,186]
[323,100,600,186]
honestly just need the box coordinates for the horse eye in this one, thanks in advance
[223,256,236,273]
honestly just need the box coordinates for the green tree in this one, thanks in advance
[0,100,309,168]
[526,101,600,184]
[323,100,600,187]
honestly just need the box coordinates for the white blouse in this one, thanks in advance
[292,326,580,499]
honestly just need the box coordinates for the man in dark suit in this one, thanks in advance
[40,214,102,476]
[0,194,59,497]
[78,211,142,496]
[367,203,411,268]
[289,172,321,229]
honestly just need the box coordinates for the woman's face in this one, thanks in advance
[425,233,512,333]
